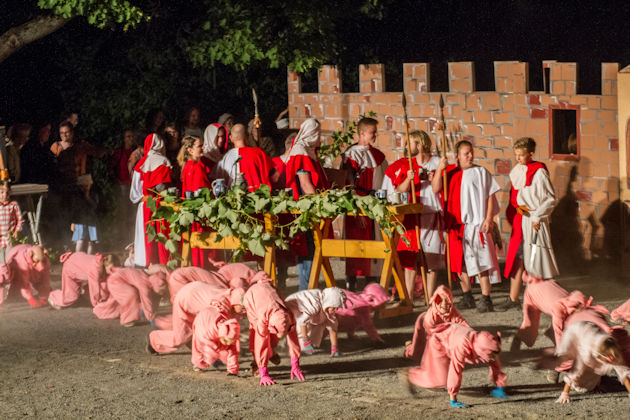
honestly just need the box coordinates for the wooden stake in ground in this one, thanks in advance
[438,95,453,290]
[402,94,429,305]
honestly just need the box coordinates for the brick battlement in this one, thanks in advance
[287,61,621,261]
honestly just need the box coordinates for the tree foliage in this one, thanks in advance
[37,0,147,30]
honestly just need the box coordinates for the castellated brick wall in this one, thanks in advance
[287,61,621,261]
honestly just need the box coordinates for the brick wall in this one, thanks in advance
[287,61,620,260]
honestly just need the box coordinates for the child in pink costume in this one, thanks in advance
[5,244,50,308]
[404,285,469,362]
[167,267,234,303]
[612,298,630,324]
[540,307,630,403]
[408,322,508,407]
[191,302,241,375]
[337,283,391,343]
[285,287,347,356]
[92,267,167,326]
[510,274,571,351]
[48,252,117,309]
[148,282,244,354]
[243,275,305,386]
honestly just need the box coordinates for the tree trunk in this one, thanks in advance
[0,14,71,64]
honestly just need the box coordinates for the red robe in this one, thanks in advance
[443,165,464,274]
[271,156,287,190]
[503,161,547,278]
[181,157,215,268]
[141,165,172,265]
[285,154,330,255]
[384,158,427,254]
[345,146,387,277]
[270,156,295,267]
[238,147,275,191]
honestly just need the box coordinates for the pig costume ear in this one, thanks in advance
[322,287,346,309]
[228,277,247,290]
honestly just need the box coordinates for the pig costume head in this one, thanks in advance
[228,277,247,290]
[360,283,390,308]
[147,272,167,294]
[28,245,49,272]
[269,308,292,336]
[250,271,273,284]
[471,330,502,363]
[217,318,241,342]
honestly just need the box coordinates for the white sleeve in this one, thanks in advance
[530,170,557,222]
[130,171,143,204]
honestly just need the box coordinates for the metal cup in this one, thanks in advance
[375,189,387,200]
[400,192,409,204]
[185,191,193,199]
[389,192,401,205]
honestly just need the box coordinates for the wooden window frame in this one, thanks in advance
[548,103,580,161]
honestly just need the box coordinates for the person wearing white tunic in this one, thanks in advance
[433,140,501,312]
[500,137,559,311]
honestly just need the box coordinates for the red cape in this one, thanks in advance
[181,157,214,196]
[504,161,548,278]
[443,165,464,274]
[346,145,386,194]
[285,154,330,200]
[238,147,275,191]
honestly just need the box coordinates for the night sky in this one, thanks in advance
[2,0,630,125]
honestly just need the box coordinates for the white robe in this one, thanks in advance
[210,149,240,188]
[460,166,501,283]
[511,165,560,279]
[129,171,146,267]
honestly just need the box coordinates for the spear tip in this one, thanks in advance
[402,93,407,108]
[439,94,444,109]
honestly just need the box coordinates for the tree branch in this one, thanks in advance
[0,14,71,64]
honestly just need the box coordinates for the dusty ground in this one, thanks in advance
[1,260,629,419]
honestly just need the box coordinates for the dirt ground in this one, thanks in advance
[1,260,630,419]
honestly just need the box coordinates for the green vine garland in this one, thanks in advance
[147,185,407,268]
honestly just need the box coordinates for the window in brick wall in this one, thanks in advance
[549,104,580,160]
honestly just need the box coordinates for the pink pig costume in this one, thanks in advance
[515,276,571,348]
[408,323,507,397]
[336,283,390,342]
[5,244,50,307]
[92,267,166,325]
[49,252,106,308]
[285,287,347,349]
[191,303,241,374]
[243,275,305,386]
[404,286,469,362]
[612,298,630,323]
[167,264,255,303]
[149,281,244,354]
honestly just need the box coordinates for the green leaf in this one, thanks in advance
[247,238,266,257]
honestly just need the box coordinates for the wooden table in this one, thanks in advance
[180,213,278,283]
[11,183,48,245]
[308,202,423,318]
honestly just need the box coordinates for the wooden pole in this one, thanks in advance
[402,94,429,305]
[438,95,453,290]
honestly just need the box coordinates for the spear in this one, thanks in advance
[438,95,453,290]
[252,88,261,129]
[402,94,429,306]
